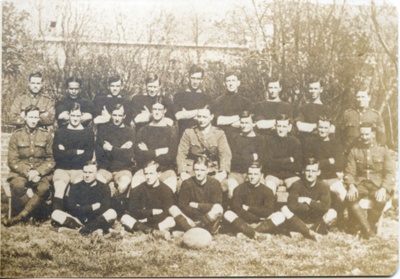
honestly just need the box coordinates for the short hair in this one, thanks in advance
[199,104,214,115]
[111,103,125,114]
[107,75,123,86]
[240,110,254,121]
[360,122,376,132]
[307,75,323,87]
[152,96,167,109]
[224,70,241,81]
[84,160,98,169]
[304,158,320,168]
[193,156,210,168]
[24,105,40,115]
[65,77,82,88]
[189,64,204,78]
[145,73,161,86]
[28,72,42,81]
[275,113,291,123]
[318,115,332,124]
[356,85,370,95]
[248,161,262,170]
[143,160,161,172]
[267,74,282,87]
[70,102,81,113]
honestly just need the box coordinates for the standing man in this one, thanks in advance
[10,72,55,128]
[340,86,386,152]
[176,105,231,192]
[52,103,95,211]
[279,158,331,239]
[344,123,395,239]
[121,161,176,237]
[223,162,285,239]
[55,77,93,127]
[170,156,223,234]
[226,110,266,198]
[254,75,293,136]
[131,99,178,193]
[173,64,211,138]
[295,76,334,143]
[263,114,302,195]
[212,71,253,147]
[92,75,132,126]
[96,103,135,216]
[51,161,117,235]
[3,105,55,226]
[130,73,174,131]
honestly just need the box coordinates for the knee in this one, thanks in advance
[323,208,337,225]
[224,210,237,223]
[10,177,27,196]
[103,209,117,222]
[269,212,286,226]
[168,205,182,217]
[280,205,294,219]
[51,209,69,224]
[210,204,223,215]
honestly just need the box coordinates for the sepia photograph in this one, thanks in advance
[1,0,398,277]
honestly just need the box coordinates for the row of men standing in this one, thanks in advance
[3,66,394,240]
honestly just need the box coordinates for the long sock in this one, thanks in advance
[348,202,371,238]
[19,194,42,219]
[287,215,312,238]
[175,215,193,231]
[52,197,64,211]
[64,216,82,229]
[231,218,255,239]
[133,221,153,234]
[255,219,276,233]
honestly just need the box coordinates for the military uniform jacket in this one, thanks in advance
[10,91,55,126]
[7,126,55,179]
[340,107,386,148]
[176,126,232,174]
[344,140,395,192]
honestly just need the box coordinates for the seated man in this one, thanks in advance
[93,75,132,126]
[96,103,135,215]
[3,105,55,226]
[344,123,395,239]
[303,116,346,227]
[177,105,232,193]
[55,77,93,127]
[51,161,117,235]
[263,114,302,194]
[226,110,266,199]
[131,98,178,193]
[254,75,293,136]
[52,103,94,211]
[170,156,223,234]
[280,158,332,239]
[223,162,285,239]
[121,161,176,237]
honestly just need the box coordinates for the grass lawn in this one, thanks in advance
[1,209,398,277]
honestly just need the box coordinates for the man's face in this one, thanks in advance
[67,82,81,99]
[308,81,323,101]
[276,119,290,137]
[28,77,44,94]
[240,116,254,134]
[248,167,262,186]
[144,165,160,186]
[224,75,240,93]
[146,80,160,97]
[197,109,213,129]
[151,103,166,121]
[189,72,203,90]
[83,165,97,184]
[69,109,82,127]
[360,127,375,145]
[267,81,282,100]
[318,120,330,139]
[25,110,40,129]
[111,107,126,126]
[108,80,122,96]
[304,163,320,183]
[356,91,371,109]
[194,163,208,183]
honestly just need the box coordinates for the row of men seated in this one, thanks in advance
[3,98,395,240]
[10,66,386,154]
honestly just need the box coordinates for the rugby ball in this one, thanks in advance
[182,228,212,249]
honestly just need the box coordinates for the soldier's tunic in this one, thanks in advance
[340,108,386,151]
[10,92,55,127]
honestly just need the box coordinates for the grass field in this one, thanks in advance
[1,207,398,277]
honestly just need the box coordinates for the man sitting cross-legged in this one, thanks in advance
[51,161,117,235]
[169,156,223,235]
[223,162,286,239]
